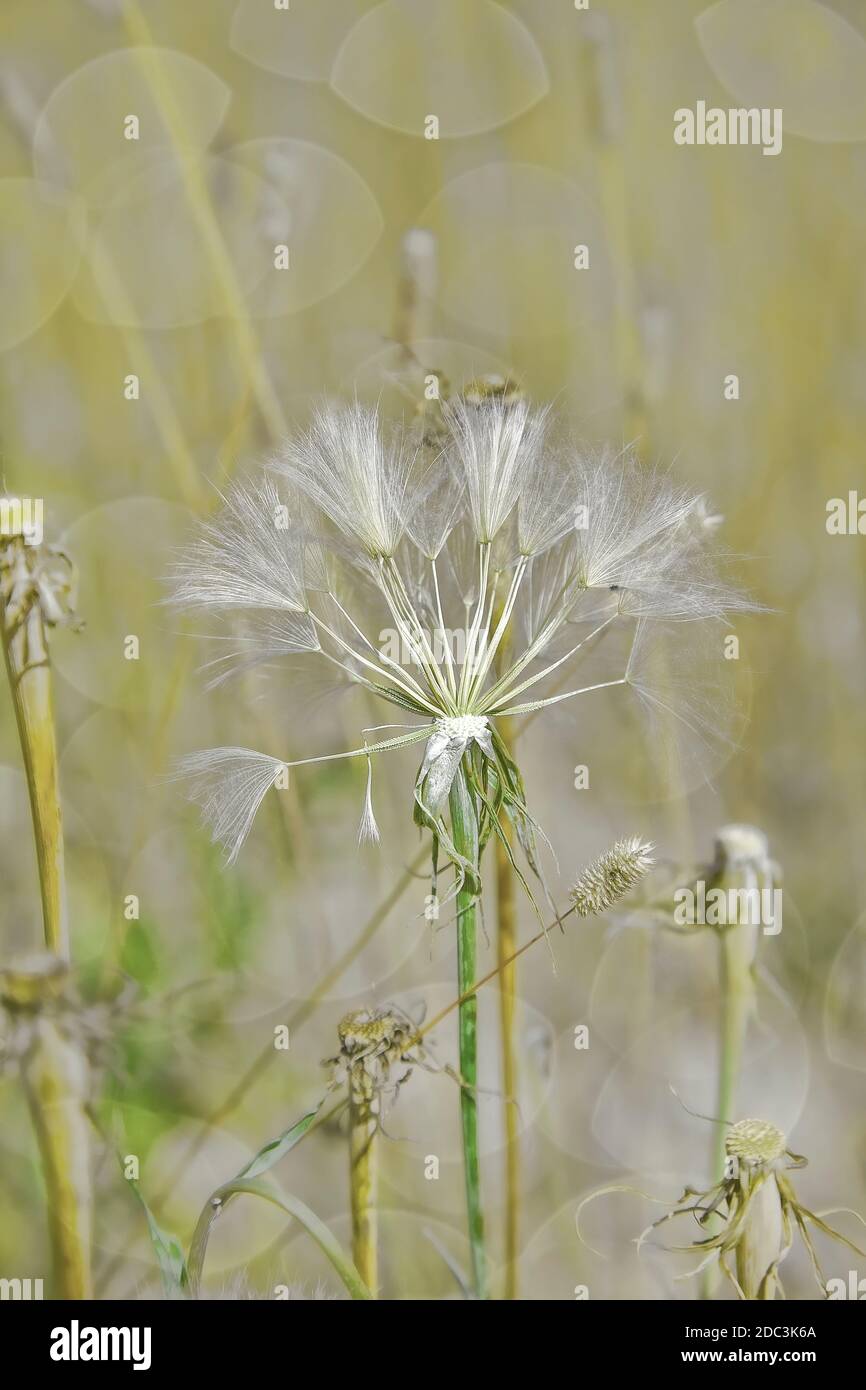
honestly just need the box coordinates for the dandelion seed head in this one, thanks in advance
[569,837,655,917]
[171,400,758,869]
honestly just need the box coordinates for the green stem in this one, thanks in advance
[703,826,767,1297]
[712,926,754,1183]
[449,765,487,1298]
[702,934,753,1304]
[496,800,519,1299]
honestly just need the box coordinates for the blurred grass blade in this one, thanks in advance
[184,1101,374,1300]
[188,1175,371,1300]
[129,1180,189,1299]
[422,1226,473,1299]
[235,1104,322,1182]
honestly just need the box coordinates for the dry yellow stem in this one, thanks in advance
[2,591,68,960]
[3,960,93,1301]
[348,1097,378,1298]
[20,1013,93,1299]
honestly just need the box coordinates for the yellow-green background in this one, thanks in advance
[0,0,863,1298]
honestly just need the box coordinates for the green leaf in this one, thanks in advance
[129,1181,189,1299]
[235,1105,322,1182]
[186,1114,373,1301]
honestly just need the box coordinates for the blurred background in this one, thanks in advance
[0,0,864,1299]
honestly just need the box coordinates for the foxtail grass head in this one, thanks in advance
[569,837,655,917]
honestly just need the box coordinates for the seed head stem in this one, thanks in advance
[348,1096,379,1298]
[495,712,520,1300]
[20,1012,93,1298]
[703,826,769,1297]
[449,766,487,1298]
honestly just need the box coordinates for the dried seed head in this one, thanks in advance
[626,1115,863,1300]
[328,1007,417,1113]
[569,836,655,917]
[337,1008,403,1052]
[725,1119,788,1298]
[0,952,69,1011]
[0,532,80,632]
[0,953,124,1080]
[726,1118,787,1167]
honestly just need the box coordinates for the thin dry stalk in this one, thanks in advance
[1,580,68,959]
[21,1014,93,1298]
[0,534,92,1298]
[3,961,93,1299]
[703,825,772,1297]
[348,1096,378,1296]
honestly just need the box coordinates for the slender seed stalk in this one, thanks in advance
[582,12,649,451]
[1,597,68,960]
[2,960,93,1300]
[348,1095,379,1297]
[20,1010,93,1299]
[96,850,431,1293]
[412,837,654,1048]
[449,765,487,1298]
[704,826,768,1297]
[1,538,93,1300]
[493,594,520,1300]
[495,740,519,1300]
[712,927,755,1181]
[122,2,289,443]
[705,923,761,1289]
